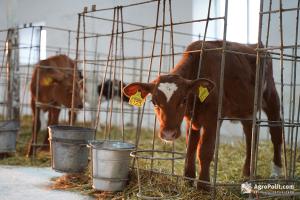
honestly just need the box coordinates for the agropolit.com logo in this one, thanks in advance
[241,181,295,195]
[241,182,253,194]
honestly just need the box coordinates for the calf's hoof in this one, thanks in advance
[26,146,34,157]
[40,146,50,152]
[0,153,11,159]
[184,171,196,187]
[243,166,250,178]
[184,179,195,187]
[270,162,282,178]
[197,181,211,192]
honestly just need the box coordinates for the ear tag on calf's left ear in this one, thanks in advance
[41,76,53,86]
[198,86,209,102]
[129,91,145,107]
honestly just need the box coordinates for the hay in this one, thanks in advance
[50,173,90,191]
[48,137,300,199]
[1,118,299,199]
[0,116,52,166]
[49,169,244,200]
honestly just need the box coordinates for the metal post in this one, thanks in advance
[5,29,13,120]
[250,0,264,182]
[32,26,42,158]
[134,28,145,148]
[279,0,288,179]
[289,0,300,178]
[120,6,125,141]
[91,36,99,128]
[83,13,87,125]
[11,28,20,120]
[4,28,20,120]
[67,30,71,57]
[71,13,82,125]
[212,0,228,198]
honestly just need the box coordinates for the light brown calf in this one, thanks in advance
[123,41,282,189]
[27,55,83,156]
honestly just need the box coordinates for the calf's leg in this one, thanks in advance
[27,99,41,156]
[197,121,216,190]
[263,89,283,177]
[241,121,255,177]
[184,122,200,186]
[41,107,60,150]
[46,107,60,141]
[68,110,77,125]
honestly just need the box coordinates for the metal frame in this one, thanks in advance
[73,0,300,199]
[0,0,299,199]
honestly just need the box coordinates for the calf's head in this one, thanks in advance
[123,74,214,142]
[47,69,84,109]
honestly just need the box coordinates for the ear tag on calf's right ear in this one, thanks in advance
[41,76,53,86]
[198,86,209,103]
[129,91,145,107]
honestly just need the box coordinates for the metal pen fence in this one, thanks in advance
[0,0,299,199]
[74,0,300,199]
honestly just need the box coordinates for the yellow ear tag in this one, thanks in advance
[198,86,209,103]
[41,76,53,86]
[129,91,145,107]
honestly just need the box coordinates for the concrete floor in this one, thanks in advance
[0,165,93,200]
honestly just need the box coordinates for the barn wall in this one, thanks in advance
[221,0,300,141]
[0,0,193,48]
[0,0,194,131]
[0,0,299,142]
[260,0,300,141]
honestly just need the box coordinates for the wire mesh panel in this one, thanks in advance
[245,0,300,198]
[0,25,101,156]
[0,0,299,199]
[74,0,300,199]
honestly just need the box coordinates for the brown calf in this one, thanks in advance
[123,41,282,189]
[27,55,83,156]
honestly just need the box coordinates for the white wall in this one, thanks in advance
[0,0,193,131]
[192,0,300,141]
[0,0,299,143]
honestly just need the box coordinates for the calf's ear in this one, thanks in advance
[50,69,66,82]
[123,82,155,98]
[188,78,215,101]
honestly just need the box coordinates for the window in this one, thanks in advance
[40,29,46,60]
[19,23,46,65]
[193,0,260,44]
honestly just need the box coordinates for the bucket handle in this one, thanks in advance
[49,137,88,146]
[92,176,129,181]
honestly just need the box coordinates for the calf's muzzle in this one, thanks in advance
[159,127,181,141]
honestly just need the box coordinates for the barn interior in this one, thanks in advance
[0,0,299,199]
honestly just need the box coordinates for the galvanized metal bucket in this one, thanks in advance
[48,125,95,173]
[88,140,135,191]
[0,120,19,153]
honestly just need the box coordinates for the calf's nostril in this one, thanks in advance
[161,130,177,141]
